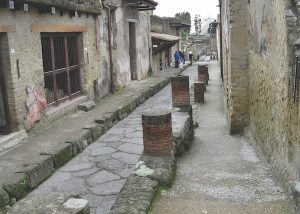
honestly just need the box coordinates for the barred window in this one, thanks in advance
[41,33,81,106]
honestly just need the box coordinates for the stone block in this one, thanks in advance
[198,65,209,85]
[7,192,90,214]
[53,143,73,168]
[0,188,9,210]
[23,155,55,189]
[139,153,175,187]
[3,173,30,200]
[78,101,96,112]
[83,123,106,141]
[194,81,205,103]
[110,176,158,214]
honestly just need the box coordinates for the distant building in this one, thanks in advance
[150,15,190,71]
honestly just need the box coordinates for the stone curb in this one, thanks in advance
[0,78,171,213]
[110,110,194,214]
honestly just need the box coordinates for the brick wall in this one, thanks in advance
[221,0,249,134]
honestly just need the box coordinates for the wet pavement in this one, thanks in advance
[152,61,291,214]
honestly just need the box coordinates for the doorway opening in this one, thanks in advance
[129,22,137,80]
[0,38,11,134]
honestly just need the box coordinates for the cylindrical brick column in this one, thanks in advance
[198,65,209,85]
[171,75,190,111]
[142,110,172,155]
[194,81,205,103]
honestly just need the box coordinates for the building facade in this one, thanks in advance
[150,15,190,72]
[0,0,156,140]
[220,0,300,211]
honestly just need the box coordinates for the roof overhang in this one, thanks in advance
[2,0,102,15]
[125,0,158,11]
[151,32,180,54]
[151,32,180,42]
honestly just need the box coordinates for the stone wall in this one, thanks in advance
[221,0,300,210]
[0,1,153,133]
[104,3,151,90]
[248,0,300,208]
[0,7,103,132]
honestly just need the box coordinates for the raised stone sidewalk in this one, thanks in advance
[0,66,188,213]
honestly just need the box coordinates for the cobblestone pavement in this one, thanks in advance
[28,66,195,214]
[152,61,292,214]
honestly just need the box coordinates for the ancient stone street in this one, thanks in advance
[152,62,291,213]
[21,66,192,214]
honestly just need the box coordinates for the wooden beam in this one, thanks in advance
[0,25,16,33]
[31,24,88,32]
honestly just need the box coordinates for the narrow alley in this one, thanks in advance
[1,0,300,213]
[152,62,291,214]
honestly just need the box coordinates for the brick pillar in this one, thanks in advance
[171,75,190,111]
[198,65,209,85]
[142,110,172,155]
[194,81,205,103]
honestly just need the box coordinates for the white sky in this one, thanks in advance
[153,0,219,32]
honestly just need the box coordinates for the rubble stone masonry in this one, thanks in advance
[221,0,300,210]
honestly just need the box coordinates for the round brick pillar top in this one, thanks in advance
[171,75,189,81]
[195,81,205,84]
[142,109,172,117]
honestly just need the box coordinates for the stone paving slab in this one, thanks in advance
[0,65,189,213]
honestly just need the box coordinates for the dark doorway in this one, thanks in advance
[0,48,11,134]
[165,49,170,67]
[129,22,137,80]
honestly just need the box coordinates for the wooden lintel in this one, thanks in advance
[31,24,88,33]
[0,25,16,33]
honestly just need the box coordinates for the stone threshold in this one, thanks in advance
[0,130,28,154]
[0,65,190,213]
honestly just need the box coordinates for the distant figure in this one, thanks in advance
[188,51,193,65]
[179,51,185,64]
[174,51,180,68]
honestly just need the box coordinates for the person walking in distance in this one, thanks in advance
[188,51,193,65]
[174,51,180,68]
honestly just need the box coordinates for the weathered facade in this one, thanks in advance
[0,0,156,139]
[220,0,300,211]
[150,15,190,72]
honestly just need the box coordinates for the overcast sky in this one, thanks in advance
[154,0,219,31]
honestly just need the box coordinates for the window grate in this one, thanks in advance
[41,33,81,106]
